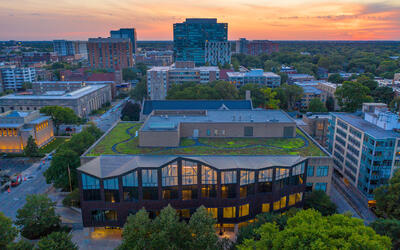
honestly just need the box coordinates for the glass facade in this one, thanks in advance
[142,169,158,200]
[122,171,138,201]
[182,161,198,200]
[104,178,119,203]
[201,166,217,198]
[162,163,179,200]
[240,170,255,198]
[82,174,101,201]
[221,171,237,199]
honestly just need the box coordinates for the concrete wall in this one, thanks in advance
[180,122,296,138]
[139,129,180,147]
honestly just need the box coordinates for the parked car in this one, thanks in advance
[10,174,22,187]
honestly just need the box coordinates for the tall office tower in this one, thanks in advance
[173,18,228,65]
[53,40,75,56]
[87,38,133,70]
[110,28,137,54]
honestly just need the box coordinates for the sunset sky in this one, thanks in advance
[1,0,400,40]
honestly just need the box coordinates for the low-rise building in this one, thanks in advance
[288,74,315,84]
[235,38,279,55]
[0,84,112,117]
[147,61,220,100]
[32,81,116,98]
[302,113,331,147]
[0,66,36,91]
[227,69,281,88]
[328,103,400,200]
[78,109,332,230]
[0,110,54,153]
[296,81,340,111]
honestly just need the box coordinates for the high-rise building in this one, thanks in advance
[173,18,228,65]
[236,38,279,56]
[87,38,133,70]
[147,61,220,100]
[110,28,137,54]
[53,40,88,59]
[328,103,400,200]
[0,67,36,91]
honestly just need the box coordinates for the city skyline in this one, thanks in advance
[1,0,400,41]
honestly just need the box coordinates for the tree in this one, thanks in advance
[335,81,373,112]
[374,169,400,220]
[136,63,148,76]
[264,60,279,72]
[232,57,240,71]
[151,205,192,250]
[276,84,303,111]
[307,98,327,112]
[188,206,218,250]
[130,79,148,102]
[261,88,280,109]
[0,212,17,249]
[21,81,32,91]
[118,209,153,250]
[121,102,141,121]
[212,80,239,99]
[23,135,40,157]
[327,73,344,84]
[325,96,335,111]
[6,239,34,250]
[370,219,400,249]
[40,106,79,134]
[15,194,60,239]
[303,190,337,216]
[122,68,138,81]
[37,232,78,250]
[239,84,265,107]
[357,75,378,91]
[238,209,391,250]
[371,86,395,104]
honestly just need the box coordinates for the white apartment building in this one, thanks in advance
[0,67,36,91]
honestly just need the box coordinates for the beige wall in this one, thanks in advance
[0,128,24,152]
[139,129,180,147]
[307,157,333,194]
[180,122,296,138]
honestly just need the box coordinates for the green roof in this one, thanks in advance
[86,122,326,157]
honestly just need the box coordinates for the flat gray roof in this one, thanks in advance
[142,110,294,131]
[0,85,107,100]
[78,155,305,178]
[333,113,400,139]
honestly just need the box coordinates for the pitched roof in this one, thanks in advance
[142,100,253,115]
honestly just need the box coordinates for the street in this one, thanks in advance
[92,98,127,132]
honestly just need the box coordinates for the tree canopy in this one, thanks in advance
[238,209,391,250]
[303,190,337,216]
[130,79,148,102]
[374,169,400,220]
[23,135,40,157]
[15,194,61,239]
[40,106,80,134]
[370,218,400,250]
[0,212,17,249]
[37,231,78,250]
[335,81,373,112]
[308,98,328,112]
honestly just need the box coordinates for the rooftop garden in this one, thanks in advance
[86,122,326,157]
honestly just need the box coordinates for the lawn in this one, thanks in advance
[39,137,68,154]
[87,122,142,156]
[87,123,326,157]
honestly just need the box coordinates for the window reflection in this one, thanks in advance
[142,169,158,200]
[240,170,255,198]
[221,171,237,199]
[162,163,178,200]
[201,166,217,198]
[182,161,198,200]
[276,168,289,189]
[122,171,138,201]
[82,174,101,201]
[290,163,305,185]
[104,178,119,203]
[258,169,272,193]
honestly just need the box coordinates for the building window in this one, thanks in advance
[315,183,327,192]
[162,163,178,200]
[307,166,314,177]
[206,207,218,219]
[91,210,117,223]
[81,174,101,201]
[290,163,305,185]
[182,161,198,200]
[221,171,237,199]
[239,204,249,217]
[261,203,270,213]
[122,171,138,201]
[316,166,329,177]
[104,178,119,203]
[258,169,272,193]
[207,129,211,136]
[276,168,289,189]
[244,126,253,137]
[240,170,255,198]
[201,166,218,198]
[142,169,158,200]
[273,196,287,211]
[223,206,236,218]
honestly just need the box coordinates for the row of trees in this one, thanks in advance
[43,123,102,191]
[0,194,77,249]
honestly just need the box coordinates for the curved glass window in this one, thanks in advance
[221,171,237,199]
[182,161,198,200]
[258,169,272,193]
[104,178,119,203]
[201,166,217,198]
[276,168,290,189]
[122,171,138,201]
[162,163,178,200]
[290,163,305,185]
[82,173,101,201]
[240,171,255,198]
[142,169,158,200]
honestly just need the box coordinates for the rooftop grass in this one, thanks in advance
[39,137,68,154]
[87,122,326,157]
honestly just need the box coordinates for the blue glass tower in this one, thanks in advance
[110,28,137,53]
[173,18,228,65]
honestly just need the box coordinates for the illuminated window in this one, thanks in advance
[178,209,191,219]
[273,196,287,211]
[296,192,303,203]
[262,203,270,213]
[162,162,178,186]
[202,166,217,184]
[104,178,119,203]
[240,170,255,198]
[182,161,197,185]
[289,194,296,206]
[222,171,236,184]
[280,196,286,208]
[206,207,218,218]
[223,206,236,218]
[276,168,289,180]
[239,204,249,217]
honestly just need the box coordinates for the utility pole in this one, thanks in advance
[67,164,72,193]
